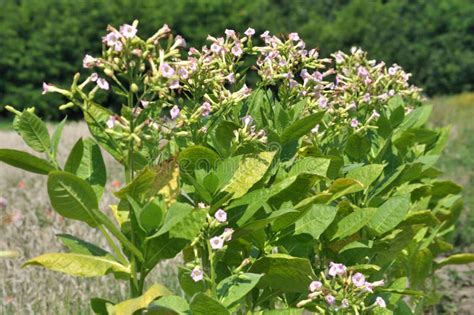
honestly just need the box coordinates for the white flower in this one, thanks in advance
[311,124,320,134]
[225,29,236,38]
[83,54,96,68]
[177,67,189,79]
[174,35,187,48]
[325,294,336,305]
[140,100,149,108]
[214,209,227,223]
[106,116,116,129]
[352,272,366,287]
[198,202,207,209]
[210,236,224,250]
[350,118,359,128]
[97,78,110,90]
[231,44,243,57]
[90,73,99,82]
[170,105,180,119]
[288,32,300,41]
[190,266,204,282]
[103,31,123,51]
[42,82,54,95]
[319,96,328,109]
[169,80,181,90]
[222,228,234,241]
[375,297,386,308]
[309,281,322,292]
[119,24,137,39]
[244,27,255,37]
[388,66,397,76]
[242,115,253,128]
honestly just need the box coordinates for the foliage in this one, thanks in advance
[0,0,473,119]
[0,21,471,314]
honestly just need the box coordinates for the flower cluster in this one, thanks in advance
[297,262,386,312]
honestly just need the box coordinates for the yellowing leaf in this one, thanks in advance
[109,284,172,315]
[23,253,130,277]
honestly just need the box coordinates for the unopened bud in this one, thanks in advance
[5,105,21,115]
[59,102,74,110]
[130,83,139,93]
[104,68,114,77]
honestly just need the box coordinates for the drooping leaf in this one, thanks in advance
[109,284,172,315]
[23,253,130,277]
[0,149,55,174]
[17,110,51,153]
[330,208,377,241]
[64,138,107,198]
[367,195,411,235]
[435,253,474,270]
[217,273,263,307]
[190,293,230,315]
[223,151,275,200]
[47,171,99,226]
[250,254,316,292]
[294,204,337,239]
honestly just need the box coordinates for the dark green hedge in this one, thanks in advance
[1,0,472,119]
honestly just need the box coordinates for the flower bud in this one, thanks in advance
[130,83,139,93]
[59,102,75,110]
[104,68,114,77]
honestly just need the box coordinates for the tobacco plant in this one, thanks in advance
[1,21,473,314]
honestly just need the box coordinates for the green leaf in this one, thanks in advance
[330,208,377,241]
[23,253,130,277]
[345,133,370,160]
[288,157,331,177]
[346,164,384,188]
[64,138,107,198]
[328,178,364,200]
[169,208,207,240]
[367,195,411,235]
[140,198,164,232]
[294,204,337,239]
[190,293,230,315]
[56,234,114,260]
[398,105,432,130]
[280,112,324,144]
[109,284,172,315]
[250,254,316,292]
[148,202,194,239]
[0,148,55,174]
[217,273,263,307]
[410,248,433,288]
[213,121,239,157]
[178,145,220,177]
[435,253,474,269]
[222,151,275,200]
[149,295,190,314]
[47,171,99,226]
[262,309,303,315]
[51,116,67,158]
[17,110,51,152]
[90,297,114,315]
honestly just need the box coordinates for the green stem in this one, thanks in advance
[98,225,128,265]
[206,240,217,298]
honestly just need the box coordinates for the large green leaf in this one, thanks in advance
[65,138,107,198]
[330,208,377,241]
[109,284,172,315]
[289,157,331,177]
[294,204,337,239]
[148,202,194,240]
[346,164,385,188]
[280,112,324,144]
[367,195,411,235]
[47,171,99,226]
[178,145,220,176]
[410,248,433,288]
[0,149,55,174]
[223,151,275,200]
[328,178,364,200]
[149,295,190,314]
[217,273,263,307]
[56,234,115,260]
[190,293,229,315]
[23,253,130,277]
[250,254,316,292]
[17,110,51,152]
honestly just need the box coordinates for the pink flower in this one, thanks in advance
[170,105,180,119]
[313,71,323,82]
[140,100,150,108]
[288,32,300,41]
[375,297,386,308]
[214,209,227,222]
[226,73,236,84]
[364,279,384,293]
[201,102,212,117]
[83,54,96,68]
[371,110,380,119]
[325,294,336,305]
[160,62,175,78]
[174,35,187,48]
[119,24,137,39]
[177,67,189,79]
[190,266,204,282]
[90,73,99,82]
[357,66,369,78]
[388,66,397,76]
[97,78,109,90]
[231,44,243,57]
[363,93,371,102]
[225,29,236,38]
[210,236,224,250]
[210,42,223,54]
[350,118,359,128]
[103,31,123,51]
[42,82,54,94]
[328,262,346,277]
[244,27,255,37]
[335,52,345,64]
[319,96,328,109]
[260,30,270,39]
[352,272,366,287]
[309,281,322,292]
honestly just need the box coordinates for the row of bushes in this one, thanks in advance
[1,0,473,119]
